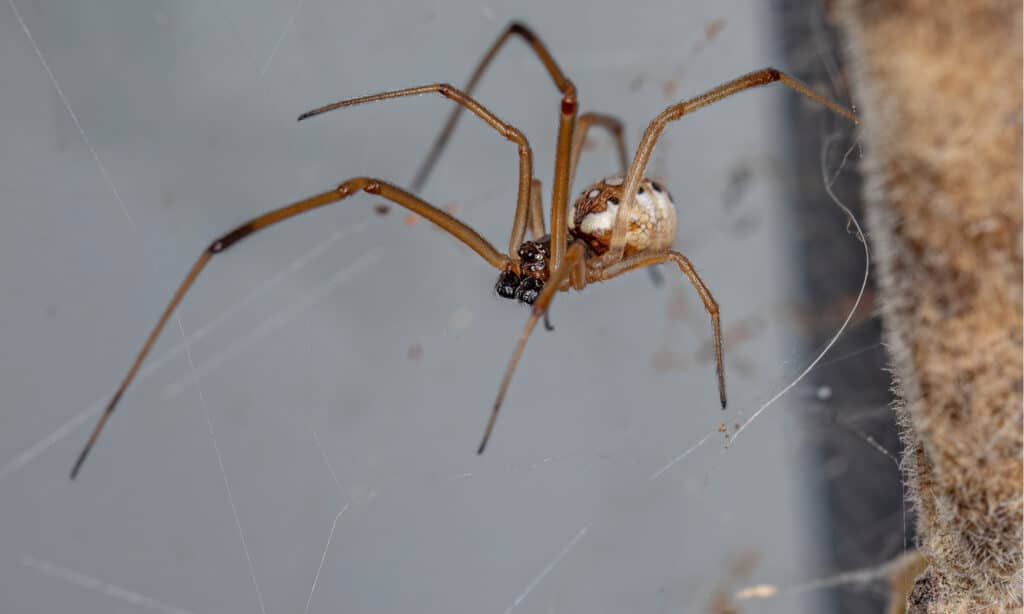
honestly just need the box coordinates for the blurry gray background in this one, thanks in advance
[0,1,895,612]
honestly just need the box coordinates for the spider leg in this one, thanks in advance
[71,178,506,479]
[605,68,858,264]
[390,21,578,270]
[408,22,573,195]
[528,178,545,239]
[300,83,533,260]
[591,249,726,409]
[568,112,629,189]
[478,241,586,454]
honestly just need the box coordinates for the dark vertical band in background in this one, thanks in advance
[776,2,909,612]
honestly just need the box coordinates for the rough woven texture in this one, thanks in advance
[836,0,1023,611]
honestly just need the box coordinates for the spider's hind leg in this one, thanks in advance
[593,248,726,409]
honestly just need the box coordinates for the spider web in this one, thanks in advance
[0,2,905,612]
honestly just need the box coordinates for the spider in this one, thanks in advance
[70,22,856,478]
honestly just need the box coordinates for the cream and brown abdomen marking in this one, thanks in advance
[570,176,677,256]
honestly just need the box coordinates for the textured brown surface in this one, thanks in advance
[837,1,1023,611]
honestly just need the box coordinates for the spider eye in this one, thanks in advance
[608,197,620,206]
[515,277,544,304]
[495,270,520,299]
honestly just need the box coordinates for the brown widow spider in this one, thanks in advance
[70,22,856,478]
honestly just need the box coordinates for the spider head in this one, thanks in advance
[570,176,677,255]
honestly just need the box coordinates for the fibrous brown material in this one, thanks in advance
[836,0,1023,611]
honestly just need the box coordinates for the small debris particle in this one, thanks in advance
[718,423,728,433]
[374,204,391,216]
[816,385,833,401]
[734,584,777,600]
[404,213,418,226]
[662,79,679,101]
[407,343,423,360]
[650,349,675,373]
[666,288,690,321]
[705,19,725,40]
[448,307,473,331]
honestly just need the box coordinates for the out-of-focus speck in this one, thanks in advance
[629,74,645,91]
[722,163,753,211]
[154,11,169,26]
[718,423,728,433]
[705,18,725,40]
[666,287,690,321]
[444,202,459,215]
[448,306,473,331]
[651,349,674,373]
[816,384,833,401]
[404,213,418,226]
[407,343,423,360]
[734,584,777,600]
[651,348,688,373]
[374,204,390,216]
[662,79,679,100]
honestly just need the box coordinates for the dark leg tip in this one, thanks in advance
[477,440,487,455]
[647,264,665,287]
[720,398,727,410]
[69,448,89,480]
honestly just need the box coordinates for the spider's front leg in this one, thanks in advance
[478,241,587,454]
[70,178,507,479]
[300,83,535,262]
[606,68,858,264]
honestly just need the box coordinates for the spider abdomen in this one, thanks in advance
[570,176,677,255]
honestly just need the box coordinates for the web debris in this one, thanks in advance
[648,131,867,478]
[305,425,352,613]
[7,0,134,229]
[503,526,589,614]
[176,315,267,614]
[22,555,196,614]
[161,249,379,400]
[0,219,371,483]
[734,551,924,603]
[726,133,867,445]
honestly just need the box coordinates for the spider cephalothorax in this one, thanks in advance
[570,176,677,256]
[495,236,552,305]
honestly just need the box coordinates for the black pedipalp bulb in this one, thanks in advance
[495,270,520,300]
[515,276,544,304]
